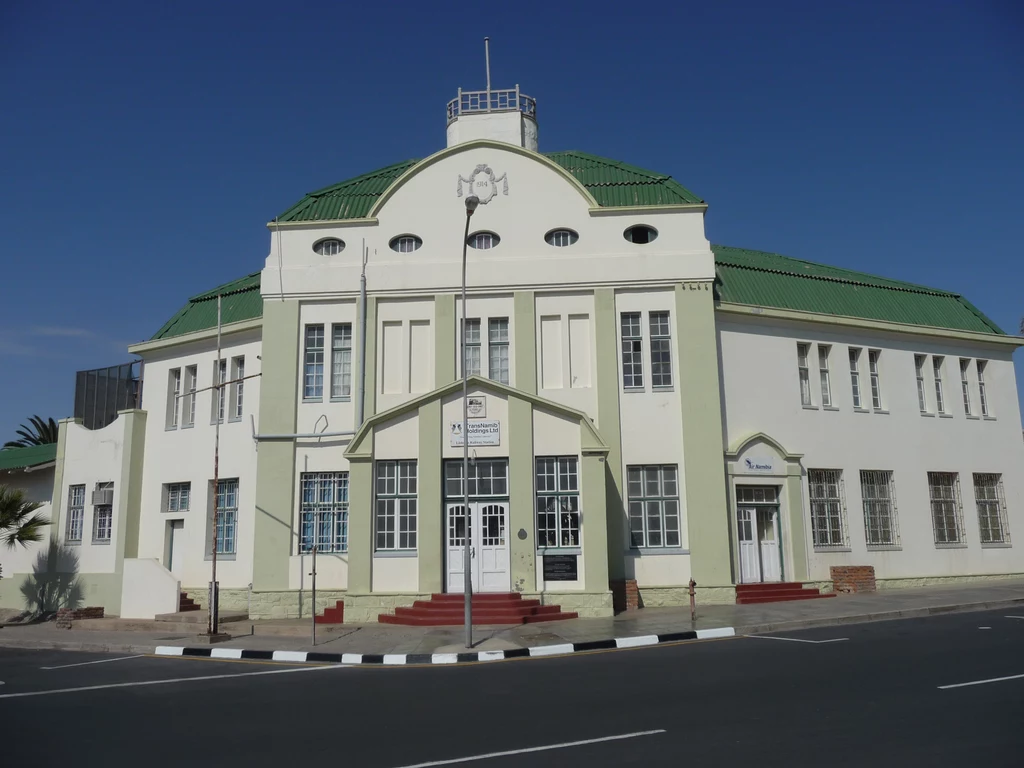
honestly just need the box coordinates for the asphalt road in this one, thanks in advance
[2,609,1024,767]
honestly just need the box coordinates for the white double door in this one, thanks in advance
[737,505,782,583]
[446,501,510,593]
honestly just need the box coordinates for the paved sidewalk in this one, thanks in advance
[1,579,1022,657]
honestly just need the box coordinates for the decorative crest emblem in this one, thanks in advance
[457,164,508,205]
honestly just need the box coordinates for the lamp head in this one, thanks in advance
[465,195,480,214]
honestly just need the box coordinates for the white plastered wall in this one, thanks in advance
[535,292,597,419]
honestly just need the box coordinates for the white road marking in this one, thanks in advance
[939,673,1024,690]
[746,635,849,644]
[979,627,992,630]
[0,662,345,700]
[389,729,667,767]
[1005,616,1024,620]
[40,655,145,670]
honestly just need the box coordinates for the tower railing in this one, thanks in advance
[446,86,536,125]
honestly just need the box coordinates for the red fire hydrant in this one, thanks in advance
[688,578,697,622]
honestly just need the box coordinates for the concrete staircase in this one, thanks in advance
[315,600,345,625]
[378,593,578,626]
[735,582,836,605]
[178,592,200,612]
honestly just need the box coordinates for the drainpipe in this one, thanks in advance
[356,240,368,428]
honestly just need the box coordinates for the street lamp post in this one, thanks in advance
[461,194,479,648]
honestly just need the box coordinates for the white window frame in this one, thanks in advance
[488,317,510,385]
[66,484,85,543]
[649,311,673,389]
[535,457,580,549]
[303,324,325,400]
[461,318,482,377]
[959,358,972,416]
[977,360,990,417]
[860,470,900,548]
[627,465,682,549]
[915,354,928,413]
[808,469,847,549]
[621,312,644,390]
[299,472,349,553]
[928,472,964,546]
[817,345,832,407]
[92,482,113,543]
[849,347,862,409]
[973,473,1010,545]
[375,460,417,551]
[231,356,245,420]
[184,365,197,427]
[932,356,946,414]
[168,368,182,429]
[468,232,498,250]
[213,479,238,555]
[392,236,421,253]
[213,358,227,423]
[797,343,812,406]
[330,323,353,400]
[166,482,191,514]
[868,350,882,410]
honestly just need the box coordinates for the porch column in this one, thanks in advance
[347,455,374,593]
[418,400,443,593]
[508,395,535,591]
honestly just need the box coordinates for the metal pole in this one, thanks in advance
[462,207,474,649]
[310,546,317,647]
[484,37,491,110]
[209,295,222,635]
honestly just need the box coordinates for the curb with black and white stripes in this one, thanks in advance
[154,626,735,666]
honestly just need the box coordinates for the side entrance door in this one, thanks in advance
[446,501,509,593]
[737,505,782,583]
[166,520,185,577]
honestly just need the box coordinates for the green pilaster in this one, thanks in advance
[581,452,610,591]
[594,288,625,580]
[118,410,148,560]
[508,395,536,592]
[417,400,443,593]
[784,471,808,581]
[676,283,732,587]
[362,296,378,420]
[252,299,300,591]
[513,291,536,394]
[347,455,374,593]
[435,294,456,388]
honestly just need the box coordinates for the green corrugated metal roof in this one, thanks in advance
[713,245,1004,335]
[0,443,57,472]
[275,151,703,222]
[151,272,263,340]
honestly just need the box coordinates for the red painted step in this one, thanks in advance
[315,600,345,624]
[736,592,836,605]
[378,592,577,626]
[735,581,836,605]
[178,592,200,612]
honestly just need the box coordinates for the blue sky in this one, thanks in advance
[1,0,1022,441]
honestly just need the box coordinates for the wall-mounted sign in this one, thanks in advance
[450,420,500,447]
[466,396,487,419]
[742,456,775,474]
[542,555,578,582]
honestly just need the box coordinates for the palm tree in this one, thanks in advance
[0,485,50,548]
[4,416,59,449]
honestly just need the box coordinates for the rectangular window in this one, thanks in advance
[166,482,191,513]
[462,318,481,377]
[808,469,847,548]
[915,354,928,412]
[214,479,238,555]
[167,368,182,428]
[977,360,990,417]
[932,356,945,414]
[535,457,580,548]
[375,460,417,550]
[959,359,972,416]
[868,350,882,410]
[488,317,510,385]
[860,470,899,547]
[232,356,245,420]
[184,365,197,426]
[649,311,673,388]
[330,324,352,399]
[303,324,325,400]
[66,484,85,543]
[445,459,509,498]
[797,343,812,406]
[214,358,227,423]
[817,345,832,407]
[299,472,349,553]
[974,473,1010,545]
[849,348,862,408]
[928,472,964,545]
[92,482,113,543]
[621,312,644,389]
[627,465,681,548]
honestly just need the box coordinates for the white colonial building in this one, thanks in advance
[2,79,1022,621]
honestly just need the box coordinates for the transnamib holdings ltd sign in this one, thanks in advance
[450,420,500,447]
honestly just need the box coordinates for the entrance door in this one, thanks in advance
[166,520,185,577]
[446,501,509,593]
[736,505,781,583]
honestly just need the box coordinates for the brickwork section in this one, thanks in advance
[830,566,876,593]
[611,579,640,612]
[55,606,104,628]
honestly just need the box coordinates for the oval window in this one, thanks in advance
[623,225,658,245]
[389,235,423,253]
[468,231,500,250]
[544,228,579,247]
[313,238,345,256]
